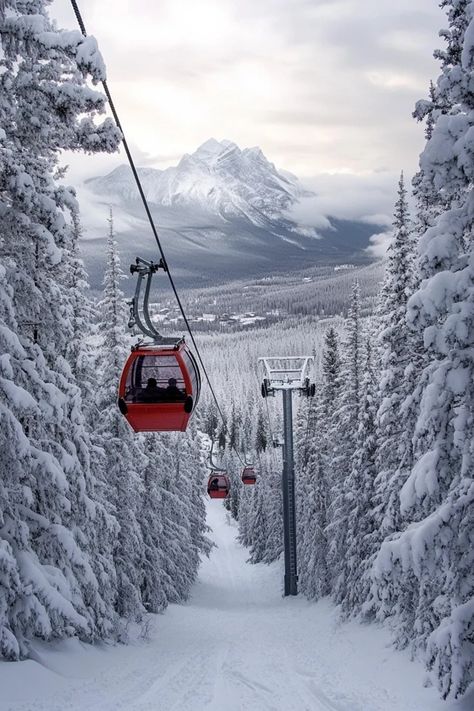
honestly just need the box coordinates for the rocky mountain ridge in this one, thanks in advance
[80,139,379,289]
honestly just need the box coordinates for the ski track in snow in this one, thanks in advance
[0,503,470,711]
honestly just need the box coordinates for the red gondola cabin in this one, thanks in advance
[118,342,200,432]
[207,473,230,499]
[241,466,257,485]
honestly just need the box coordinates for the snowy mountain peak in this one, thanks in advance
[86,139,313,222]
[196,137,222,152]
[179,138,242,172]
[243,146,266,161]
[193,137,237,159]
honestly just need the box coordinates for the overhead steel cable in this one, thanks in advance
[69,0,247,467]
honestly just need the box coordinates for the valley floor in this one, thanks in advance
[1,503,471,711]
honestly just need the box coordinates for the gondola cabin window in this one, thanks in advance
[125,355,186,403]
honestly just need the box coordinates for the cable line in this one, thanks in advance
[69,0,246,466]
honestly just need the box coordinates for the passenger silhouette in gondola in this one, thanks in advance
[209,477,220,491]
[143,377,163,402]
[165,377,185,402]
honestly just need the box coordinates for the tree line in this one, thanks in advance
[0,1,209,659]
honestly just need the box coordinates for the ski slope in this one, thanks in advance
[1,502,470,711]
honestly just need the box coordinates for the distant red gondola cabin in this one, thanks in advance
[241,466,257,485]
[207,473,230,499]
[118,342,200,432]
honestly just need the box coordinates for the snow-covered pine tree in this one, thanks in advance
[0,0,121,656]
[61,210,119,629]
[364,175,421,647]
[223,397,261,523]
[296,392,329,600]
[217,416,227,451]
[0,255,35,659]
[139,434,167,613]
[320,327,342,421]
[296,326,341,599]
[254,409,268,453]
[413,81,442,231]
[95,214,146,622]
[372,0,474,698]
[143,420,211,605]
[63,207,96,392]
[237,483,255,549]
[238,452,262,550]
[203,400,219,439]
[372,173,417,541]
[221,446,242,521]
[240,449,282,565]
[157,432,211,603]
[326,284,362,603]
[53,204,120,641]
[228,401,241,451]
[261,460,283,563]
[341,338,378,614]
[180,422,213,568]
[247,482,268,564]
[240,393,256,457]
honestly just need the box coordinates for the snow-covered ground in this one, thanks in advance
[1,503,471,711]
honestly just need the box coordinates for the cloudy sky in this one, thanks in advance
[51,0,445,227]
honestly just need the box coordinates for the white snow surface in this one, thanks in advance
[0,502,469,711]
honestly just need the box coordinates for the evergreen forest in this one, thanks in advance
[0,0,473,704]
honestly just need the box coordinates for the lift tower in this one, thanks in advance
[259,357,315,596]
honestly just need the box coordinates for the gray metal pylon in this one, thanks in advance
[282,389,297,595]
[259,355,315,597]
